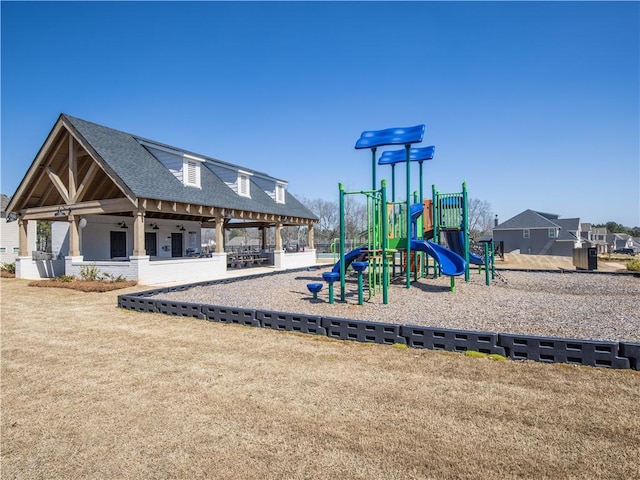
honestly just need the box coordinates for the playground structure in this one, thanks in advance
[329,124,495,304]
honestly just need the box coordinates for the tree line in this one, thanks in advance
[592,222,640,236]
[297,195,496,245]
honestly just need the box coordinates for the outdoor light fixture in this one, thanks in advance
[177,224,186,231]
[118,221,128,229]
[54,206,70,217]
[151,223,159,230]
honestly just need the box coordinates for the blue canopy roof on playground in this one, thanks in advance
[377,145,436,165]
[354,124,425,149]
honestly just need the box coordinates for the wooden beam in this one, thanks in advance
[46,167,70,203]
[22,197,135,220]
[224,221,276,229]
[18,218,29,257]
[68,136,77,202]
[73,161,99,203]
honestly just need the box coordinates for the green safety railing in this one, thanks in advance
[437,192,464,229]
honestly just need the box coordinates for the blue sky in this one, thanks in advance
[2,1,639,227]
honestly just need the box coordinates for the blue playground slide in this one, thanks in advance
[411,240,466,277]
[410,202,424,221]
[332,247,366,274]
[408,203,466,276]
[444,230,484,265]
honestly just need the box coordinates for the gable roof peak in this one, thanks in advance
[495,209,561,230]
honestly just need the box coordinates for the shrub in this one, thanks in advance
[1,262,16,274]
[101,272,127,283]
[55,275,75,282]
[79,263,101,281]
[626,258,640,272]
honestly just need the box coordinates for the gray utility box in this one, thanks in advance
[573,247,598,271]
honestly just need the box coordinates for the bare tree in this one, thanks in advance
[298,196,339,243]
[297,194,371,250]
[344,196,368,241]
[467,198,494,239]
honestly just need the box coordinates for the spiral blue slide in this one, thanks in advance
[411,240,466,277]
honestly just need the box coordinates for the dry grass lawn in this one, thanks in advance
[1,278,639,479]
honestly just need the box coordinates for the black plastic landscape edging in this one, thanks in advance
[117,268,640,370]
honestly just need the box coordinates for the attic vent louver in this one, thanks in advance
[186,160,197,185]
[238,171,251,198]
[183,154,203,188]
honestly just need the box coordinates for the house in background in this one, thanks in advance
[579,223,608,254]
[5,114,318,285]
[608,233,636,253]
[492,209,582,256]
[1,194,36,266]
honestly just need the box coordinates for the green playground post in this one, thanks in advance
[432,184,438,243]
[328,281,335,304]
[419,161,424,205]
[413,191,419,282]
[371,147,377,192]
[418,160,425,279]
[462,181,470,282]
[492,244,496,280]
[391,164,396,203]
[339,183,346,301]
[381,179,389,304]
[357,270,364,305]
[431,184,439,278]
[405,144,411,289]
[484,241,490,286]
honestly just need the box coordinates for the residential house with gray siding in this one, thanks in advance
[493,210,582,257]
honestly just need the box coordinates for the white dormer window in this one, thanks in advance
[275,182,285,204]
[183,154,204,188]
[238,170,252,198]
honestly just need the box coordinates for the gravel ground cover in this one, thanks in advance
[155,267,640,343]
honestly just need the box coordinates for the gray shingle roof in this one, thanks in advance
[63,115,317,220]
[494,209,560,230]
[555,218,580,241]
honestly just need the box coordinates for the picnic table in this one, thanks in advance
[227,252,269,269]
